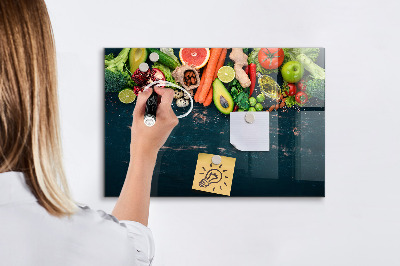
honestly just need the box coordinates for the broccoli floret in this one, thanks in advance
[104,53,114,61]
[104,48,135,92]
[105,48,130,72]
[105,69,134,92]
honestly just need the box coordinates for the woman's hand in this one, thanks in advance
[130,87,179,159]
[113,87,178,225]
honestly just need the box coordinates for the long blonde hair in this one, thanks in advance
[0,0,76,216]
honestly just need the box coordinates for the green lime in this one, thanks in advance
[255,103,263,111]
[249,97,257,106]
[256,94,265,102]
[248,107,256,112]
[217,66,235,83]
[118,88,136,104]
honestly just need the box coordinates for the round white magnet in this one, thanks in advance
[212,155,222,165]
[149,52,159,62]
[245,112,255,124]
[139,62,149,72]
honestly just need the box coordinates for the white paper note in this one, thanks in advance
[230,112,270,151]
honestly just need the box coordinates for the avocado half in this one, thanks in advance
[129,48,148,74]
[213,78,234,115]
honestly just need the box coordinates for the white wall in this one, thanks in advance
[46,0,400,265]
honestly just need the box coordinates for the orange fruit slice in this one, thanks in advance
[179,48,210,69]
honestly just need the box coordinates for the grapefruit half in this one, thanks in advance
[179,48,210,69]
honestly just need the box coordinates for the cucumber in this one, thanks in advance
[147,48,180,70]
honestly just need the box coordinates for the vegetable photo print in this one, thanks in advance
[105,48,325,197]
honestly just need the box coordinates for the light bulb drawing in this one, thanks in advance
[198,163,229,191]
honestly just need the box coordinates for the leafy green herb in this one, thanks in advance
[152,62,178,86]
[285,96,297,108]
[228,78,250,110]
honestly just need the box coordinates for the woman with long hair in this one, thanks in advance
[0,0,178,265]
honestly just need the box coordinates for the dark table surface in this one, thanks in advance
[105,48,325,197]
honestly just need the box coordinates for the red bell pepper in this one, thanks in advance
[248,63,257,97]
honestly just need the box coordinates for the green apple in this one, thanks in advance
[281,61,304,83]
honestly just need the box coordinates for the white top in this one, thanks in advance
[0,171,155,266]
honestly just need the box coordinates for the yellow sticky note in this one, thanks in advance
[192,153,236,196]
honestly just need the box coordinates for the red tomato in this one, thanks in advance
[286,83,297,96]
[297,79,307,91]
[295,91,308,105]
[258,48,284,69]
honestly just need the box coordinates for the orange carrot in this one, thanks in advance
[198,48,223,103]
[194,63,208,102]
[203,48,226,107]
[203,88,213,106]
[213,48,227,80]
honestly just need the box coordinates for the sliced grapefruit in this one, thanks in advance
[179,48,210,69]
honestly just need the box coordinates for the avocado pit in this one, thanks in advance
[220,96,229,108]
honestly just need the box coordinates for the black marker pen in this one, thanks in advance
[144,89,158,127]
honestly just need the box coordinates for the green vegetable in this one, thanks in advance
[256,94,265,102]
[255,103,263,111]
[105,69,134,92]
[282,48,320,66]
[248,107,256,112]
[105,48,130,72]
[296,54,325,79]
[235,92,250,110]
[147,48,180,70]
[105,53,114,61]
[230,86,238,96]
[228,78,250,110]
[249,97,257,106]
[285,96,297,108]
[305,79,325,100]
[160,48,179,63]
[152,62,177,86]
[238,109,244,112]
[129,48,148,74]
[213,78,234,114]
[104,49,135,92]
